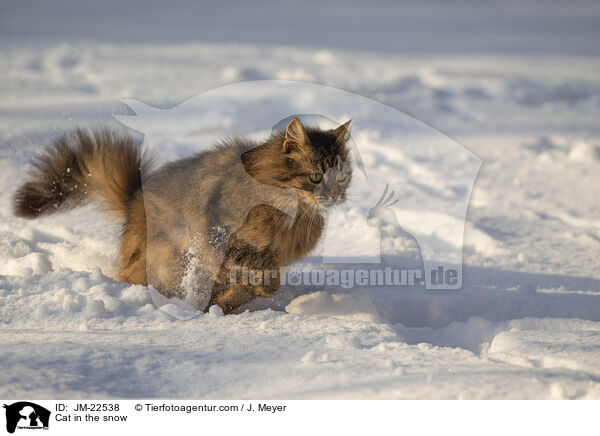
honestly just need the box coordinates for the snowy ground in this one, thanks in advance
[2,2,600,399]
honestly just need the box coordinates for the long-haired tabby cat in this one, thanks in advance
[13,118,353,313]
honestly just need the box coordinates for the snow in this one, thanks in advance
[2,1,600,399]
[568,139,600,162]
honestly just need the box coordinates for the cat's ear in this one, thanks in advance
[332,119,352,144]
[283,118,310,153]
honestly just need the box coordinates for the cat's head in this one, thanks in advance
[242,118,353,209]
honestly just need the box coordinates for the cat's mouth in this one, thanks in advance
[297,191,344,209]
[314,195,343,209]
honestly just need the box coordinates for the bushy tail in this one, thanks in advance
[14,128,152,221]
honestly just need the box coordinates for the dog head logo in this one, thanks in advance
[3,402,50,434]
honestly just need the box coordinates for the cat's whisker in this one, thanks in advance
[344,193,370,200]
[293,203,314,242]
[344,197,367,203]
[307,206,320,245]
[304,206,315,244]
[345,196,369,205]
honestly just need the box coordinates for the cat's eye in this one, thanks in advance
[309,173,322,184]
[337,172,348,183]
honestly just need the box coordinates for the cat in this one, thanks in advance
[13,118,353,313]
